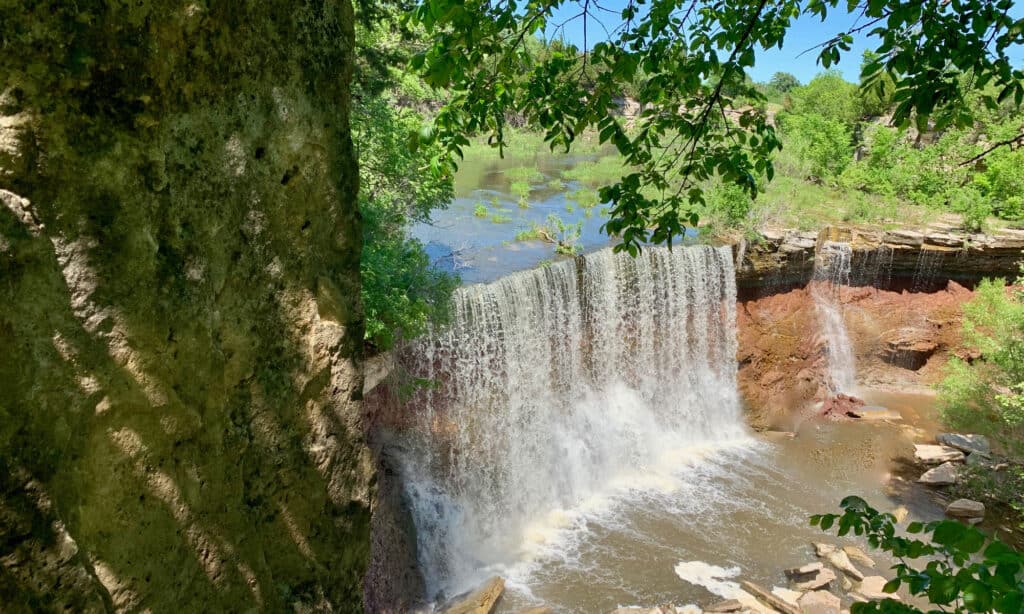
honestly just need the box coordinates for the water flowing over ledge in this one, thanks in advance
[386,245,750,599]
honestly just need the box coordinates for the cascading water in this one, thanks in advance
[911,248,945,292]
[391,245,748,600]
[811,242,857,393]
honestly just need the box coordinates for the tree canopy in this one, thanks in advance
[410,0,1024,253]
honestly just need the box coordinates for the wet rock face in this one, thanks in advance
[1,2,372,612]
[737,269,975,427]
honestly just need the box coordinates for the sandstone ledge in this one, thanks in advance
[734,225,1024,290]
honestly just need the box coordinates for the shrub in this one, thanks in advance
[939,276,1024,457]
[778,113,854,182]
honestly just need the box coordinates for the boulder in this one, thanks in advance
[917,462,959,486]
[792,568,836,591]
[440,576,505,614]
[966,451,993,467]
[784,562,823,580]
[945,499,985,521]
[812,543,836,557]
[913,445,965,464]
[851,576,900,602]
[842,546,875,569]
[705,599,743,613]
[797,590,841,614]
[936,433,991,456]
[891,506,909,523]
[826,550,864,581]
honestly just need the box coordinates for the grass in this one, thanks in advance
[506,166,545,183]
[510,180,531,199]
[490,213,512,224]
[473,202,488,218]
[560,154,631,188]
[569,187,601,209]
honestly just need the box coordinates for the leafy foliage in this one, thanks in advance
[779,112,853,181]
[812,496,1024,613]
[785,71,862,129]
[409,0,1024,252]
[355,21,458,350]
[939,276,1024,457]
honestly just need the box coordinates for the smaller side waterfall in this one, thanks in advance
[911,248,945,291]
[811,242,856,393]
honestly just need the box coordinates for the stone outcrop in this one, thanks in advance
[1,3,373,611]
[735,225,1024,290]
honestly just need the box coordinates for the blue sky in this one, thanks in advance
[543,2,1024,85]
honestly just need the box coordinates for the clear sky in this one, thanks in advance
[542,2,1024,85]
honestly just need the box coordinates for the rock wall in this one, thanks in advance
[1,3,373,612]
[736,225,1024,291]
[734,223,1022,428]
[737,281,973,429]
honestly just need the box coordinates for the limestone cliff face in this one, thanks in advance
[735,225,1024,290]
[1,3,372,612]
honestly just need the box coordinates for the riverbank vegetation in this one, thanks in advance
[938,272,1024,531]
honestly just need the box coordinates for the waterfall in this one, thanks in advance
[811,242,856,393]
[390,245,747,599]
[911,248,945,291]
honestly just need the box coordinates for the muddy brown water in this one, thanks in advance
[491,389,945,613]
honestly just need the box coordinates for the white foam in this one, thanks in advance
[393,245,748,598]
[673,561,743,599]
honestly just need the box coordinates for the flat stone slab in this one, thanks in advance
[771,587,803,606]
[784,562,823,580]
[884,229,924,246]
[798,590,841,614]
[946,498,985,520]
[936,433,991,455]
[917,461,959,486]
[914,444,965,464]
[793,568,837,591]
[440,576,505,614]
[705,599,743,613]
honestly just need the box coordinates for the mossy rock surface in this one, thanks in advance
[1,2,371,611]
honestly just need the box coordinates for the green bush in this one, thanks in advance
[704,182,753,226]
[975,149,1024,221]
[939,277,1024,457]
[787,71,861,128]
[474,203,488,217]
[778,113,854,182]
[354,86,458,350]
